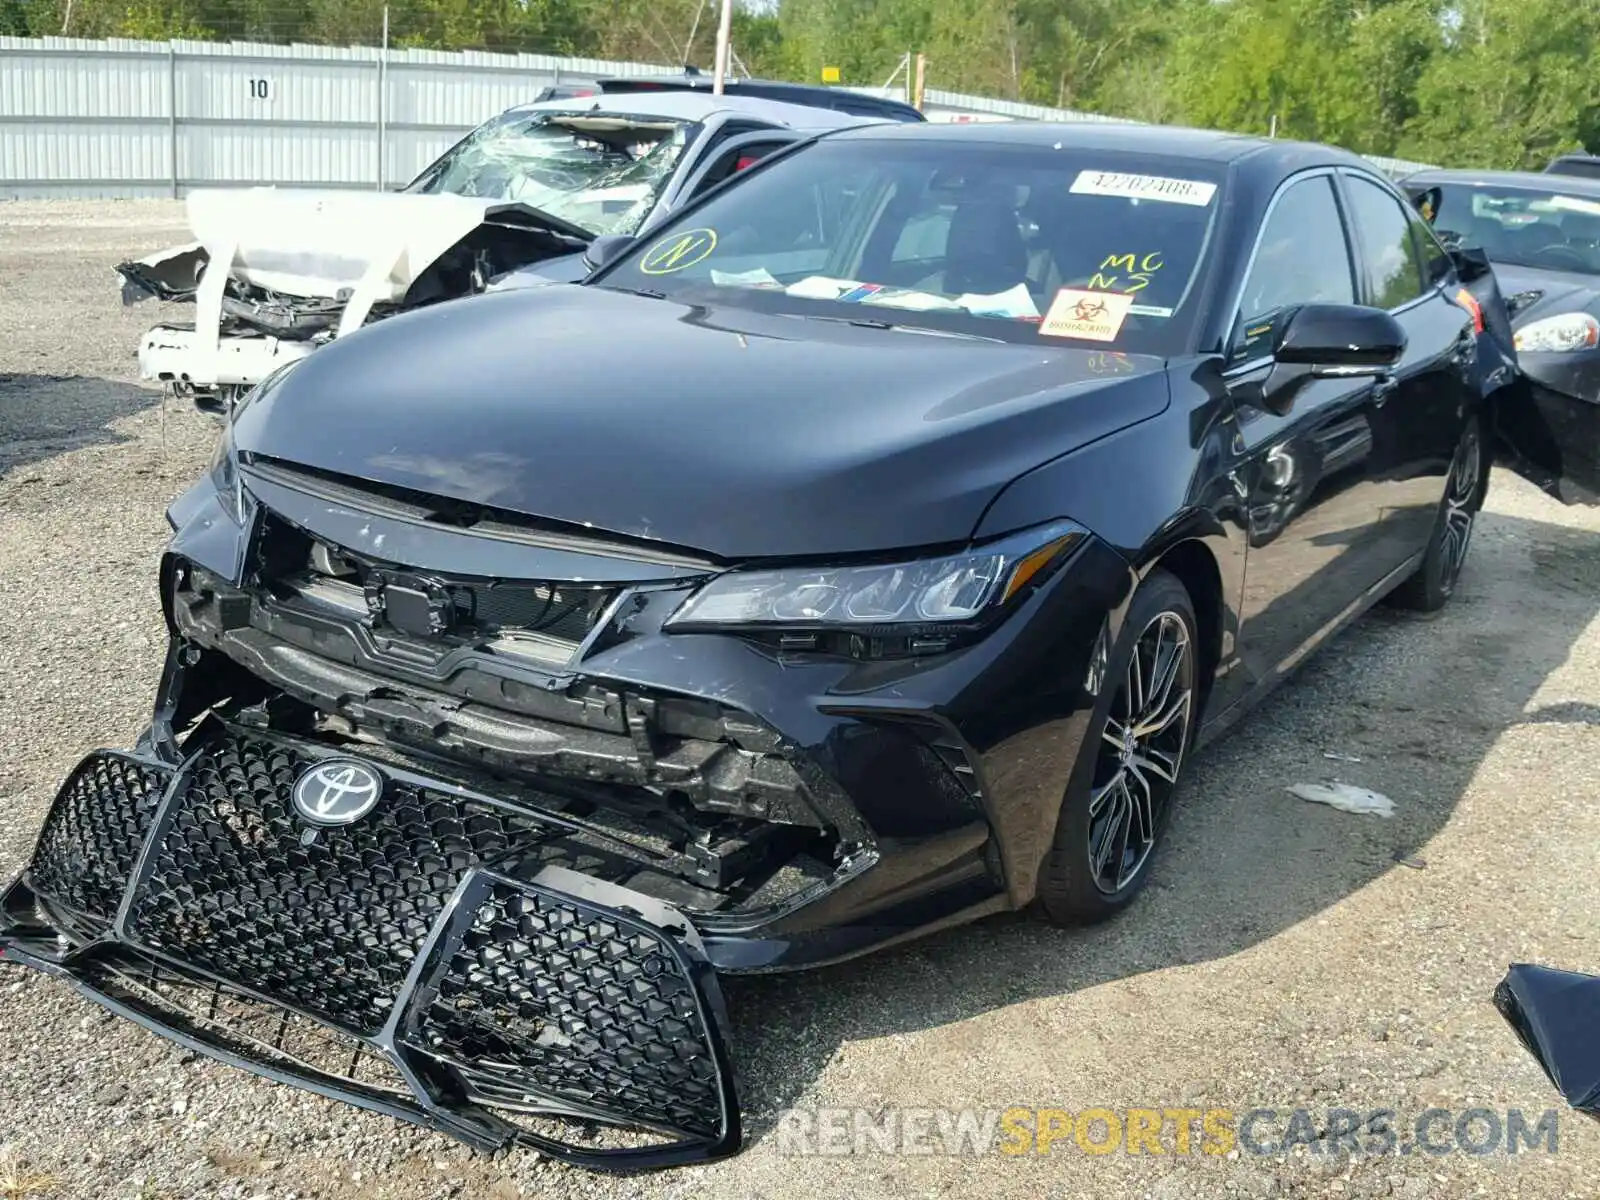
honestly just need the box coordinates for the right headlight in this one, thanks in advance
[665,521,1086,638]
[1514,312,1600,353]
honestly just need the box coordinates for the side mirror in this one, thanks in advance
[1410,186,1442,225]
[1275,303,1406,371]
[582,233,635,273]
[1252,304,1406,416]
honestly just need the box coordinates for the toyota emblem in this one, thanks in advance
[291,760,383,826]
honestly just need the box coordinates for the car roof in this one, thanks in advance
[1400,167,1600,195]
[598,76,926,121]
[502,90,870,131]
[820,119,1379,173]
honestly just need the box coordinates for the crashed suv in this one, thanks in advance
[121,91,864,413]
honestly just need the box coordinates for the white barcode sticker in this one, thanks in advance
[1070,171,1217,207]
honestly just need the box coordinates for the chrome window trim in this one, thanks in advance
[1219,166,1355,359]
[1337,168,1444,316]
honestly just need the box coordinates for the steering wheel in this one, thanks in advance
[1528,243,1591,271]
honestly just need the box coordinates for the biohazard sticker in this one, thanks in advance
[1039,289,1135,342]
[1070,170,1217,207]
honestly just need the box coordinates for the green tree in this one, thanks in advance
[1401,0,1600,166]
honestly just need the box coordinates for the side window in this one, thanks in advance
[1344,176,1428,309]
[691,139,791,198]
[1232,176,1355,361]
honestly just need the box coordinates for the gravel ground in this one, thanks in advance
[1,201,1597,1200]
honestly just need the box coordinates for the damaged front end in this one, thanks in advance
[119,189,591,415]
[1,411,913,1170]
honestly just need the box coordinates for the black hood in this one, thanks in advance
[1489,263,1600,325]
[233,285,1170,560]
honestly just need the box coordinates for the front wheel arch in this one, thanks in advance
[1140,538,1225,728]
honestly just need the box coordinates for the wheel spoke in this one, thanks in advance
[1131,745,1180,785]
[1125,763,1156,843]
[1111,798,1135,889]
[1133,690,1191,740]
[1091,780,1129,877]
[1089,768,1124,817]
[1126,644,1147,720]
[1101,718,1128,753]
[1137,623,1186,728]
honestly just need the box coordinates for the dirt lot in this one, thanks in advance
[1,202,1597,1200]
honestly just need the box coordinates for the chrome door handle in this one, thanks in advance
[1371,375,1399,407]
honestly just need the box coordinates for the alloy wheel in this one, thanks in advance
[1438,424,1481,594]
[1087,610,1195,895]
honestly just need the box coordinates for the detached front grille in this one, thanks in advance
[2,736,740,1168]
[408,878,724,1138]
[123,730,558,1035]
[27,753,172,933]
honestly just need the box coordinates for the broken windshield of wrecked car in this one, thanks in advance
[404,110,693,236]
[594,140,1224,353]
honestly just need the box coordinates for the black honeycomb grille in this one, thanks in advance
[123,732,555,1036]
[409,880,724,1138]
[27,753,172,931]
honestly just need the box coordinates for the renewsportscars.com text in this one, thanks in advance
[774,1106,1562,1158]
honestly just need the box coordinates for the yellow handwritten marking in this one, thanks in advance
[640,227,718,275]
[1092,250,1165,295]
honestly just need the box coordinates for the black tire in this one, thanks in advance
[1387,415,1485,613]
[1037,569,1200,926]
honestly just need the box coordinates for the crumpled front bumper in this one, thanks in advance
[0,726,741,1171]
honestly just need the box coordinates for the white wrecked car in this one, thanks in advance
[120,91,868,412]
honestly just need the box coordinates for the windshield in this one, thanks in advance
[404,110,696,236]
[593,138,1224,354]
[1422,182,1600,276]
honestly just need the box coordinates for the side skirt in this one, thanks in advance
[1194,549,1426,752]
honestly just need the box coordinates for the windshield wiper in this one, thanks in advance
[599,284,666,299]
[802,313,1003,343]
[812,315,895,330]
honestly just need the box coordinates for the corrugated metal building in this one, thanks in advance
[0,35,1434,199]
[0,37,675,197]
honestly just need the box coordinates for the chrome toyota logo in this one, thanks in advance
[291,760,383,826]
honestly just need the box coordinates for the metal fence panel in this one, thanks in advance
[0,34,1433,199]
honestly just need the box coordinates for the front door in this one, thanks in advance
[1222,173,1397,687]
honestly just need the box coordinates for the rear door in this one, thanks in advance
[1337,170,1478,557]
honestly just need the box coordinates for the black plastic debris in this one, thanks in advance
[1493,963,1600,1118]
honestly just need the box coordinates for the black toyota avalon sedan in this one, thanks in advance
[3,122,1593,1170]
